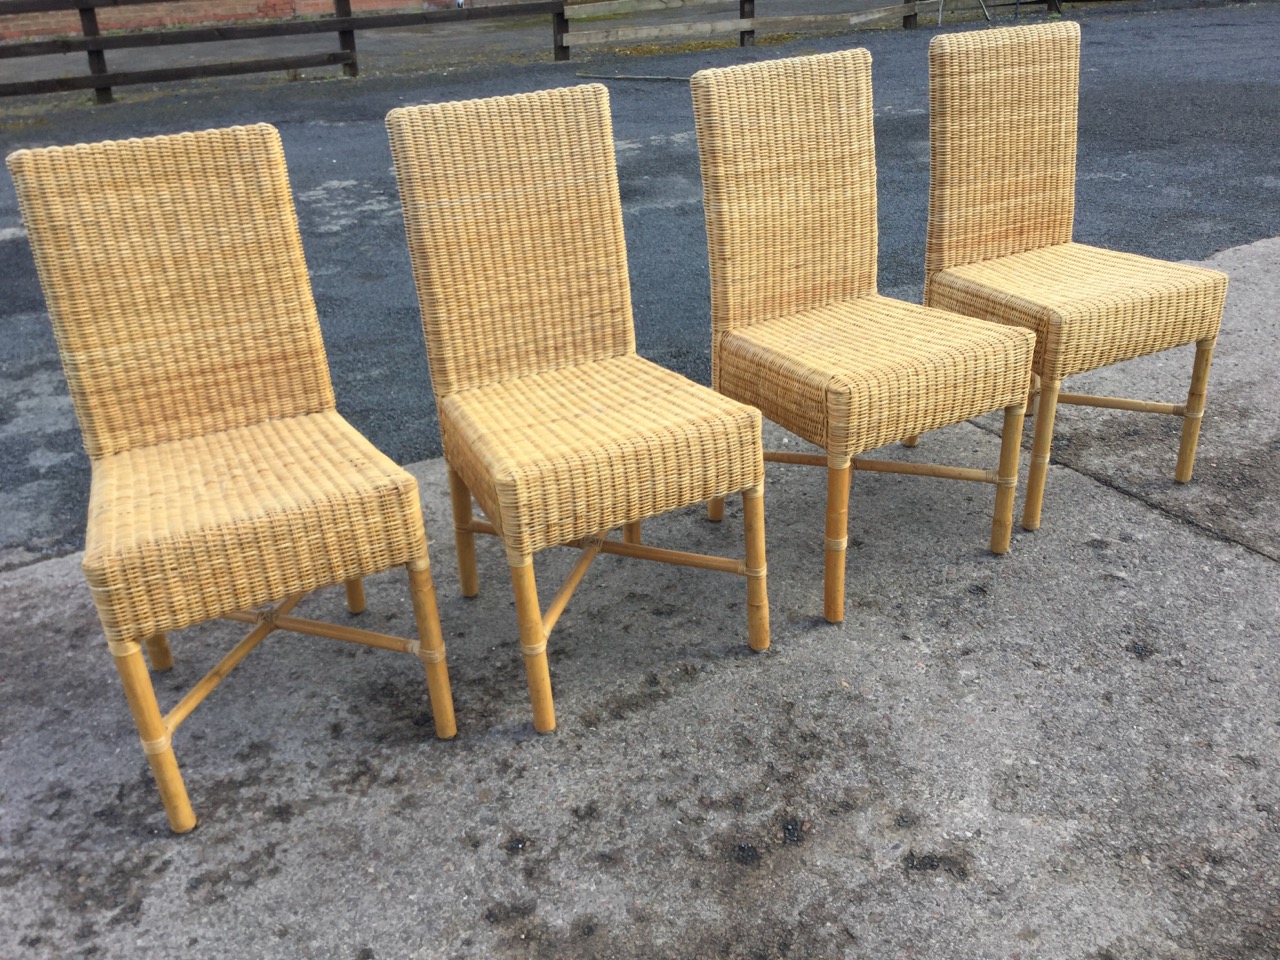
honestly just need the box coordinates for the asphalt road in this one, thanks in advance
[1,1,1278,566]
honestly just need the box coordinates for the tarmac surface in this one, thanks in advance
[1,3,1279,958]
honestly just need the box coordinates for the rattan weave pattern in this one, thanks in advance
[441,355,763,560]
[692,49,879,391]
[929,242,1227,382]
[7,125,333,461]
[7,125,432,641]
[389,85,765,564]
[717,296,1032,459]
[84,410,426,641]
[387,85,636,400]
[924,23,1080,285]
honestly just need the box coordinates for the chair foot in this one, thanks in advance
[344,577,366,615]
[1175,337,1216,483]
[901,435,920,448]
[623,521,642,544]
[742,484,770,651]
[510,561,555,733]
[1021,379,1060,531]
[990,402,1026,554]
[111,641,196,833]
[407,561,456,739]
[448,466,480,598]
[707,496,725,522]
[823,460,852,622]
[144,632,174,672]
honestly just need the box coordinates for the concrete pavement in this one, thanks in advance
[1,4,1278,958]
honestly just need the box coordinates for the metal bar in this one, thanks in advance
[1057,392,1185,416]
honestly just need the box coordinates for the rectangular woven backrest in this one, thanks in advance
[387,84,636,400]
[7,124,335,461]
[926,22,1081,283]
[692,49,878,344]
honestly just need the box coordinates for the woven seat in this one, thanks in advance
[388,84,769,733]
[692,49,1033,623]
[926,23,1228,529]
[8,124,455,833]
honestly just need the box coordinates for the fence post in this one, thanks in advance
[553,6,568,60]
[902,0,918,29]
[739,0,754,46]
[332,0,358,76]
[78,5,111,104]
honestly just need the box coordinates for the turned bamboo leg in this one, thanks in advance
[1022,378,1061,532]
[901,435,920,448]
[623,521,642,544]
[510,560,555,733]
[343,578,366,615]
[1027,372,1042,418]
[110,640,195,833]
[707,496,725,522]
[448,466,480,598]
[407,560,456,739]
[143,632,173,672]
[990,402,1027,554]
[1175,336,1216,483]
[824,458,853,623]
[742,483,770,651]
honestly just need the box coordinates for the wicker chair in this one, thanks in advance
[925,23,1228,529]
[387,84,769,734]
[691,50,1034,623]
[7,124,456,833]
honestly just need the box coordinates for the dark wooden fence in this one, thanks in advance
[0,0,565,102]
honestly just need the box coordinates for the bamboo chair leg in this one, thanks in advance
[448,466,480,597]
[1175,336,1216,483]
[623,522,642,544]
[824,459,853,623]
[344,578,366,615]
[143,632,173,672]
[510,561,555,733]
[901,435,920,448]
[407,560,457,739]
[743,484,770,651]
[990,402,1027,554]
[1022,379,1061,532]
[707,496,725,522]
[111,641,196,833]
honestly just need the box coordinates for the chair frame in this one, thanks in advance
[924,22,1225,530]
[692,49,1031,623]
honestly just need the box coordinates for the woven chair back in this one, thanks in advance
[7,124,334,461]
[925,22,1081,289]
[387,84,636,400]
[692,49,879,386]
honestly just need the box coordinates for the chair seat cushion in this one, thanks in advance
[439,355,763,559]
[717,295,1034,458]
[928,242,1227,382]
[84,409,425,642]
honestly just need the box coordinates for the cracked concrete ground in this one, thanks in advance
[1,4,1279,958]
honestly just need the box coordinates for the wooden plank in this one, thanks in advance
[77,3,111,104]
[564,0,725,19]
[0,50,350,96]
[0,0,166,14]
[0,0,561,16]
[566,17,744,44]
[0,5,565,58]
[754,3,931,30]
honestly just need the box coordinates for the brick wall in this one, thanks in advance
[0,0,482,42]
